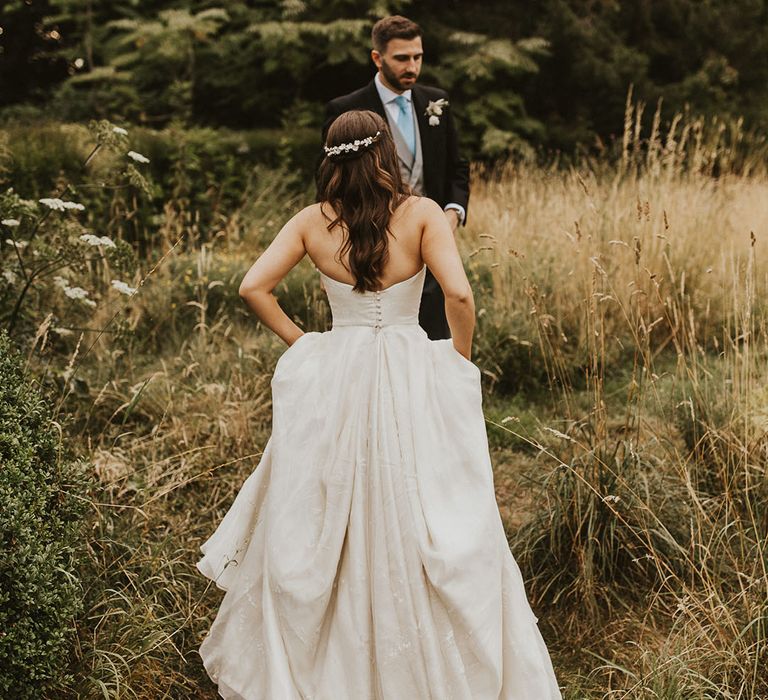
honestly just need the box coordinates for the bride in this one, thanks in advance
[196,109,562,699]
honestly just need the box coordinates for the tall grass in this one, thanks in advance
[4,100,768,697]
[465,99,768,697]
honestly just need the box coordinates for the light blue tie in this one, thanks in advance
[394,95,416,157]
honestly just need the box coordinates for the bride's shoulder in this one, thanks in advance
[400,195,443,220]
[400,194,438,212]
[300,202,325,217]
[292,202,331,227]
[394,197,444,240]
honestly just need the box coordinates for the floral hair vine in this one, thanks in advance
[324,131,382,158]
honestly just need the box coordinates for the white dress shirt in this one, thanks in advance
[374,72,466,226]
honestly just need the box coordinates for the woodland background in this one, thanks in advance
[2,1,768,699]
[3,0,768,158]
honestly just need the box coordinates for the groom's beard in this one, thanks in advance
[380,59,418,92]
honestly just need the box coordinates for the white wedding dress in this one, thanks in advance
[196,265,562,699]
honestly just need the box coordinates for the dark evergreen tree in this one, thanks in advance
[3,0,767,154]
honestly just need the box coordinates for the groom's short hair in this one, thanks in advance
[371,16,422,53]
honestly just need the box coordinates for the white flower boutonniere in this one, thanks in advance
[425,98,449,126]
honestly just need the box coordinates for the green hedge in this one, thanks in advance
[0,120,319,254]
[0,330,91,698]
[0,120,319,201]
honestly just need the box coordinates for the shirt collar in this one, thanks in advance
[374,71,412,105]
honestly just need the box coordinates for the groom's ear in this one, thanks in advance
[371,49,382,69]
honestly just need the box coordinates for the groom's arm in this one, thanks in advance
[443,97,470,226]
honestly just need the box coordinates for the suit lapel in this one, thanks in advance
[363,79,388,123]
[411,86,436,190]
[411,87,434,158]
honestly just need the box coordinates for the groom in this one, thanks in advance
[321,15,470,340]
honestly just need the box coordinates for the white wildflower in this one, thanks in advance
[80,233,101,246]
[80,233,116,248]
[127,150,150,164]
[64,286,98,306]
[64,285,90,300]
[428,115,440,126]
[53,275,70,290]
[39,197,85,212]
[39,198,64,210]
[5,238,28,249]
[112,126,128,136]
[111,279,137,296]
[2,270,17,284]
[1,219,20,227]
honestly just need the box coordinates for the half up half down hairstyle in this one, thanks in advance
[317,110,409,293]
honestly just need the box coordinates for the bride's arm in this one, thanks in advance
[238,209,308,346]
[419,199,475,359]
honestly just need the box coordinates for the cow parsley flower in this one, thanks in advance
[127,151,150,164]
[80,233,116,248]
[39,198,85,212]
[1,218,20,227]
[64,285,97,307]
[64,286,89,300]
[111,279,137,296]
[112,126,128,136]
[3,270,18,284]
[5,238,28,249]
[53,275,96,306]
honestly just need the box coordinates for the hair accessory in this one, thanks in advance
[324,131,382,158]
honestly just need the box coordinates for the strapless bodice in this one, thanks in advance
[320,265,426,330]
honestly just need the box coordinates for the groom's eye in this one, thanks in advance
[393,53,423,63]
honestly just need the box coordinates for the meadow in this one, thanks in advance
[2,103,768,698]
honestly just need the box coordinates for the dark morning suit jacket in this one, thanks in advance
[321,79,470,340]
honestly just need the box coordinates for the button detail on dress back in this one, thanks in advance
[374,289,383,332]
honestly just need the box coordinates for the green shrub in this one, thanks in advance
[0,330,91,698]
[0,120,319,206]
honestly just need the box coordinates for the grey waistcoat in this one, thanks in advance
[388,104,425,196]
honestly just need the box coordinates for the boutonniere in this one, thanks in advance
[425,98,449,126]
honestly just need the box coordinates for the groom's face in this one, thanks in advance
[371,36,423,93]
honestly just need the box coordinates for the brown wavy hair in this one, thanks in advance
[317,110,409,292]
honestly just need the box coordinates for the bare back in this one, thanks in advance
[303,195,425,290]
[237,191,471,352]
